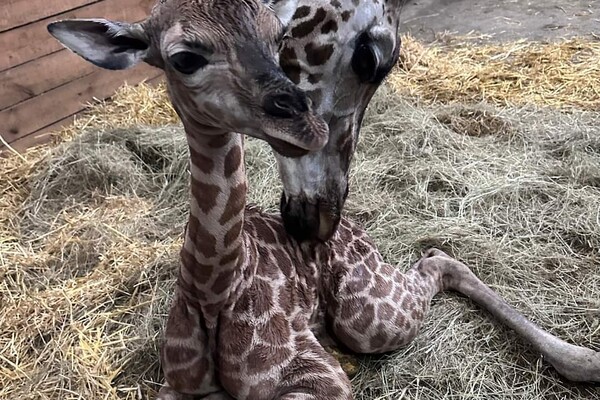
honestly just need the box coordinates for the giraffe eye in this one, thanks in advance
[352,43,379,83]
[169,51,208,74]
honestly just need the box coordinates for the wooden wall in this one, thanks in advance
[0,0,162,154]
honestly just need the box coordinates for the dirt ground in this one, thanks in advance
[401,0,599,42]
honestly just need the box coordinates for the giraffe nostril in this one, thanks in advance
[263,92,308,118]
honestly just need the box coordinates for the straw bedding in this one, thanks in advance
[1,36,599,399]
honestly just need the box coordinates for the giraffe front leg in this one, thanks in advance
[158,289,223,399]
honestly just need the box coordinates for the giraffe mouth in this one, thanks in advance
[265,135,310,158]
[280,193,342,242]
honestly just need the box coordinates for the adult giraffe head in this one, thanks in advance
[275,0,404,241]
[47,0,328,158]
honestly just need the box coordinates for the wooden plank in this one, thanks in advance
[0,49,97,111]
[1,70,164,155]
[146,73,166,86]
[0,129,58,157]
[1,0,154,72]
[0,63,162,143]
[0,0,97,33]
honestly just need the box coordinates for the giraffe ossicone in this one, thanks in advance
[48,0,600,398]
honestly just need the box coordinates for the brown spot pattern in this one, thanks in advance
[334,325,363,352]
[272,222,288,244]
[321,19,338,34]
[252,218,277,243]
[392,287,403,302]
[272,248,293,277]
[224,145,242,178]
[219,247,240,266]
[181,248,214,284]
[211,269,235,295]
[208,134,230,148]
[247,345,291,374]
[224,221,242,248]
[346,273,370,293]
[279,281,295,314]
[401,295,414,311]
[308,73,323,84]
[377,302,396,320]
[219,183,247,224]
[394,313,406,329]
[292,314,306,331]
[370,275,393,298]
[280,46,302,84]
[190,177,220,213]
[164,296,196,337]
[340,296,363,319]
[352,303,374,332]
[369,331,389,351]
[258,313,291,346]
[186,216,217,258]
[252,279,274,317]
[411,309,423,321]
[305,42,334,66]
[292,5,311,19]
[189,146,214,174]
[291,8,327,38]
[221,320,253,355]
[163,345,198,365]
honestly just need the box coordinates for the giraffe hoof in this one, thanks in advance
[547,346,600,383]
[325,345,360,378]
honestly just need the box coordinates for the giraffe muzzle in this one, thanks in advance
[280,193,341,242]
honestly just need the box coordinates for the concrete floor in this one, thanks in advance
[400,0,599,42]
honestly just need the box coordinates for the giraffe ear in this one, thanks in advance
[47,19,151,70]
[265,0,299,27]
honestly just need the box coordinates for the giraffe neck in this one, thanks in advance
[178,127,247,313]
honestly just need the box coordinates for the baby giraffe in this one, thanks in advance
[48,0,600,399]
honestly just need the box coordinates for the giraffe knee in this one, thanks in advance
[333,312,425,354]
[422,248,450,258]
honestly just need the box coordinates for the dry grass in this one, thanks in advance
[2,37,600,400]
[393,35,600,111]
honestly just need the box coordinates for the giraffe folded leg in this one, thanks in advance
[326,247,445,354]
[276,332,353,400]
[327,242,600,383]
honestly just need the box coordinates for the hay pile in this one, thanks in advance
[1,37,600,400]
[394,35,600,110]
